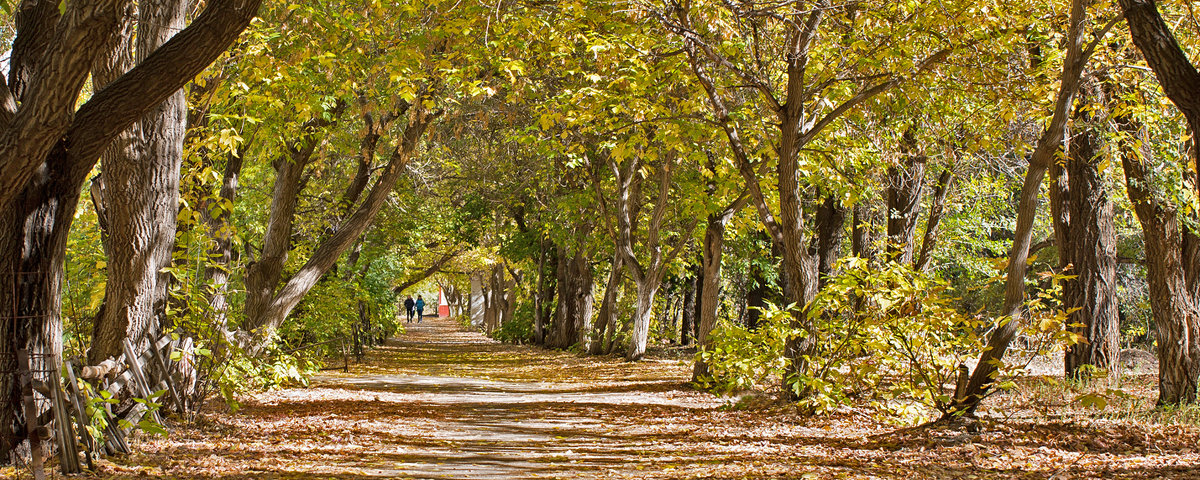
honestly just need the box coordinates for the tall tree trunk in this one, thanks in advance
[886,128,926,264]
[0,171,74,464]
[680,262,699,346]
[482,274,496,332]
[671,1,953,403]
[814,194,846,288]
[591,254,624,355]
[0,0,260,463]
[1051,82,1119,379]
[914,169,955,272]
[90,0,190,364]
[693,212,732,381]
[243,107,345,335]
[533,238,550,345]
[1117,106,1200,404]
[1118,0,1200,405]
[948,0,1095,416]
[535,245,557,346]
[626,281,661,361]
[548,247,594,350]
[547,245,574,349]
[609,153,696,361]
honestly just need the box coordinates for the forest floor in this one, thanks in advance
[45,316,1200,479]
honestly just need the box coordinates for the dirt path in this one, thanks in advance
[88,315,1200,479]
[292,316,723,479]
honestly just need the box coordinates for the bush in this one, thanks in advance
[492,316,534,344]
[698,258,997,420]
[694,303,793,394]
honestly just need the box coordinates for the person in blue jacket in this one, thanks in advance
[415,295,426,323]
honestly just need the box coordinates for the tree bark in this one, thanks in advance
[814,194,846,288]
[1050,82,1119,379]
[533,238,550,345]
[693,212,733,380]
[606,152,697,361]
[534,240,557,346]
[948,0,1095,416]
[89,0,190,364]
[680,263,699,346]
[547,246,594,350]
[1118,0,1200,406]
[591,253,624,355]
[0,0,260,463]
[886,128,926,264]
[1116,103,1200,404]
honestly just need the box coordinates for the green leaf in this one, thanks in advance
[138,419,169,436]
[1076,393,1108,410]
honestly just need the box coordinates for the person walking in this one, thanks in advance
[404,295,415,323]
[415,295,426,323]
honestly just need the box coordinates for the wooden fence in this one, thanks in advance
[11,331,196,480]
[9,315,388,479]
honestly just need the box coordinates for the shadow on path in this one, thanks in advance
[99,315,1200,480]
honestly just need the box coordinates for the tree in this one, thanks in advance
[1050,79,1119,379]
[654,0,958,399]
[0,0,261,463]
[598,147,699,360]
[1118,0,1200,405]
[88,0,198,365]
[948,0,1108,416]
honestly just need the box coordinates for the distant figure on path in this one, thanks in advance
[404,295,416,323]
[415,295,426,323]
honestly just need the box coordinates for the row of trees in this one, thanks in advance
[5,0,1200,465]
[461,0,1200,417]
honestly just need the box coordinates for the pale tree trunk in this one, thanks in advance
[0,0,260,463]
[1118,0,1200,405]
[604,152,697,361]
[949,0,1096,416]
[90,0,190,364]
[627,282,661,360]
[1050,81,1119,379]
